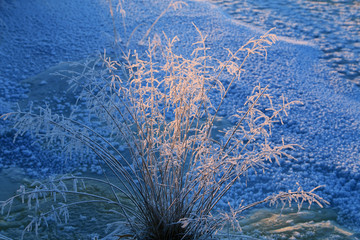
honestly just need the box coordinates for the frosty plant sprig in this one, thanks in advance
[107,0,188,52]
[1,27,328,239]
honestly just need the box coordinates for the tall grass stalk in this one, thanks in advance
[108,0,187,53]
[1,27,327,239]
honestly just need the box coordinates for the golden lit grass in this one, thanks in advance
[1,27,328,239]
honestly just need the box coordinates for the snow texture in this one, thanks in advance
[0,0,359,233]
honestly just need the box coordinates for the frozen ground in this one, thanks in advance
[209,0,360,86]
[0,0,360,238]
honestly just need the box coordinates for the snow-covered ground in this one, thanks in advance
[0,0,359,238]
[209,0,360,86]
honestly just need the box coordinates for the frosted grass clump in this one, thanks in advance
[1,27,328,239]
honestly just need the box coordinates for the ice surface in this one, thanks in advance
[208,0,360,85]
[0,0,359,237]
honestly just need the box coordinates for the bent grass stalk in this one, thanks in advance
[1,27,328,239]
